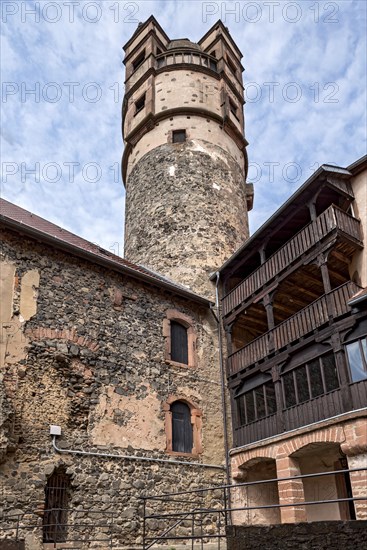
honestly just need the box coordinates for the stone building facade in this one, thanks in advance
[1,14,366,550]
[0,201,226,548]
[0,18,256,548]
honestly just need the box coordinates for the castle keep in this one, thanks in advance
[122,17,253,297]
[0,15,366,550]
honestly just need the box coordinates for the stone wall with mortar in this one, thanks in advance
[124,140,249,299]
[0,228,226,548]
[226,520,367,550]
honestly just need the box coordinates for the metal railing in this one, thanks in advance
[0,508,115,548]
[141,467,367,549]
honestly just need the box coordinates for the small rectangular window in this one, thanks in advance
[229,98,239,120]
[132,50,145,72]
[254,386,266,419]
[346,338,367,382]
[210,60,217,71]
[135,93,146,114]
[171,321,188,364]
[296,366,310,403]
[237,395,246,426]
[265,382,277,415]
[227,55,237,75]
[172,129,186,143]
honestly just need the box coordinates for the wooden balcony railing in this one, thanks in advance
[223,205,362,317]
[228,281,361,377]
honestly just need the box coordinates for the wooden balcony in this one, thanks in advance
[228,281,361,377]
[234,379,367,446]
[223,206,362,318]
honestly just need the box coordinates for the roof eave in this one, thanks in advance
[0,216,213,307]
[217,163,353,274]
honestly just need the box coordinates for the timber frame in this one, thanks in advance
[217,160,367,447]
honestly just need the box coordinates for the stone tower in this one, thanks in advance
[122,17,253,298]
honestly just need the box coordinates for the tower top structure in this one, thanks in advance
[122,17,253,298]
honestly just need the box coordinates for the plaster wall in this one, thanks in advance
[350,168,367,287]
[126,115,244,180]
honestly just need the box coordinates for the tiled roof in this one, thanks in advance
[0,199,212,305]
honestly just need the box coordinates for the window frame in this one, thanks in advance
[229,97,239,120]
[236,380,277,426]
[170,320,189,365]
[345,336,367,383]
[281,352,340,409]
[132,49,145,72]
[43,467,71,543]
[134,93,146,115]
[163,396,202,456]
[163,309,197,368]
[172,129,187,143]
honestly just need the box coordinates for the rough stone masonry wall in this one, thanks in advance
[124,140,249,299]
[226,521,367,550]
[0,228,226,548]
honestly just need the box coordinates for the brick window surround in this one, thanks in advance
[163,395,203,456]
[163,309,197,367]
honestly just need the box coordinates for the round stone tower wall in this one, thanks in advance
[124,138,249,297]
[122,19,251,298]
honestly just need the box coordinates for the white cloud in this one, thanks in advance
[1,0,366,251]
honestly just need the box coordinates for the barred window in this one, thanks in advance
[43,467,71,543]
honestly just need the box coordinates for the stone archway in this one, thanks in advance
[232,457,280,525]
[290,442,352,522]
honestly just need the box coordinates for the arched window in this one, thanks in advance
[171,401,193,453]
[170,321,188,364]
[163,309,197,367]
[43,467,71,543]
[163,396,202,456]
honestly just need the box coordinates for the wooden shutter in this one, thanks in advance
[171,401,193,453]
[171,321,189,364]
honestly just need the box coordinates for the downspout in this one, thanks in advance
[214,271,231,489]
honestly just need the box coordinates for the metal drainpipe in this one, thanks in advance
[52,436,225,470]
[214,272,232,491]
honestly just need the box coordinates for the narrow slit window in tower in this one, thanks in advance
[135,93,146,115]
[132,50,145,72]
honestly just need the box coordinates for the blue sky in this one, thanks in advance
[1,0,366,256]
